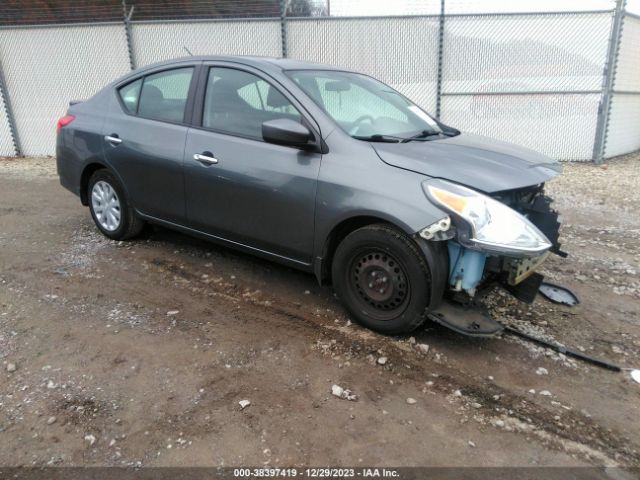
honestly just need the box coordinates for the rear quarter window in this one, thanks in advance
[118,78,142,113]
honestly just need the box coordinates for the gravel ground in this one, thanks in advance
[0,153,639,471]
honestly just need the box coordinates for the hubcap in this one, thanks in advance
[91,181,121,231]
[350,250,409,316]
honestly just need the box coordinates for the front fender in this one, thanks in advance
[312,142,449,283]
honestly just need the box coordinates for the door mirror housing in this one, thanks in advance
[262,119,313,148]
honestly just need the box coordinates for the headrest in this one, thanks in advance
[142,84,164,102]
[266,85,289,108]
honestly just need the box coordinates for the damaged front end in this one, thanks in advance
[420,179,564,308]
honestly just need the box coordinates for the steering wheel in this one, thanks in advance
[349,115,374,135]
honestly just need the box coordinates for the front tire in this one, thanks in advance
[332,224,437,335]
[88,169,144,240]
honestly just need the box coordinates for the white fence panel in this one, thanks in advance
[0,24,131,155]
[130,20,282,67]
[0,85,14,156]
[614,15,640,92]
[605,14,640,158]
[442,12,612,94]
[605,93,640,158]
[441,93,601,161]
[286,17,440,114]
[440,12,612,161]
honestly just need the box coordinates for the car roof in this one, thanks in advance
[138,55,353,73]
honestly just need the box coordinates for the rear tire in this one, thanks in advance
[88,169,144,240]
[332,224,436,335]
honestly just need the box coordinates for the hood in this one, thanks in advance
[371,132,562,193]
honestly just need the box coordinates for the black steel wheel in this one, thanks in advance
[332,223,442,334]
[349,249,410,321]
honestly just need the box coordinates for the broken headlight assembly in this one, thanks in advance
[422,179,552,257]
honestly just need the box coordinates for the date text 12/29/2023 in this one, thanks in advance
[233,468,400,478]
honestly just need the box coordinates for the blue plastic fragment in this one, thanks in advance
[447,241,487,291]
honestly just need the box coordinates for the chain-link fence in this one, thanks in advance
[0,0,638,162]
[605,12,640,157]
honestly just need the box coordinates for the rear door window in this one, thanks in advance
[137,67,194,123]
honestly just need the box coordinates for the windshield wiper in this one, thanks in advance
[353,134,401,143]
[401,130,443,143]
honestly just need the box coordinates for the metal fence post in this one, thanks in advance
[280,0,288,58]
[122,0,136,70]
[435,0,445,119]
[0,56,21,156]
[593,0,626,163]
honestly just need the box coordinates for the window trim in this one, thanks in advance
[191,62,323,151]
[114,63,201,127]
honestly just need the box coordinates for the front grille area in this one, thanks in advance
[491,184,565,257]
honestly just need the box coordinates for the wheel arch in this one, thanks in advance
[317,215,449,316]
[314,214,412,285]
[79,162,109,206]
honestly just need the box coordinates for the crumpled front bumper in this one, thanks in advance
[445,189,563,301]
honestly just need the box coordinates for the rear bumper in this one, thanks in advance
[56,141,82,198]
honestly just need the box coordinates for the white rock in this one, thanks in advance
[528,389,536,394]
[417,344,430,354]
[468,440,476,448]
[238,399,251,410]
[536,367,549,376]
[6,363,16,373]
[406,397,417,405]
[453,389,462,397]
[539,390,552,396]
[377,356,388,365]
[494,419,505,428]
[84,434,96,446]
[46,416,57,425]
[471,402,482,409]
[166,310,180,316]
[46,380,56,389]
[487,376,494,381]
[331,384,344,397]
[109,439,116,447]
[408,336,416,345]
[331,384,357,401]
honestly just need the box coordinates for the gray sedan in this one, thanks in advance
[56,56,564,335]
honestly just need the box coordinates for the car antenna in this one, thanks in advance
[183,46,193,56]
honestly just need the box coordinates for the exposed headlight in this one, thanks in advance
[423,180,551,256]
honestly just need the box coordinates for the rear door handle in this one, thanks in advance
[193,152,218,166]
[105,134,122,145]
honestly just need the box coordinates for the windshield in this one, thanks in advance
[286,69,442,140]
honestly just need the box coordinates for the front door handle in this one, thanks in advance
[193,152,218,166]
[105,134,122,145]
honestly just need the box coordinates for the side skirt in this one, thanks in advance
[137,212,313,273]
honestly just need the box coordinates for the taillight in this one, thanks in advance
[56,114,75,134]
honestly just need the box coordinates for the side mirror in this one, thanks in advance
[262,118,313,148]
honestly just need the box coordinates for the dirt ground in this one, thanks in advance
[0,153,639,470]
